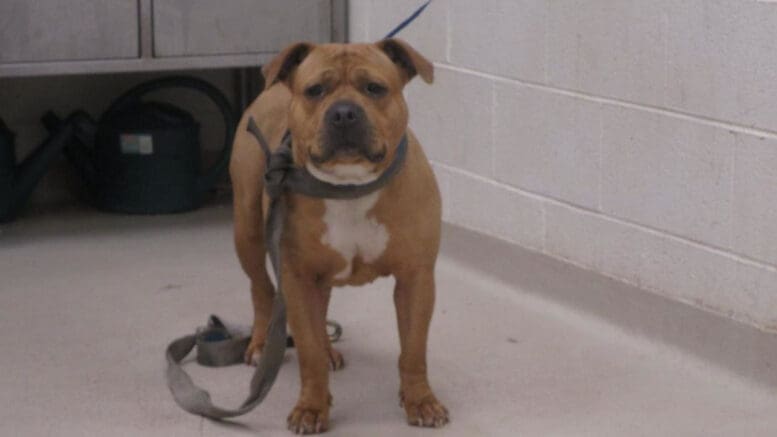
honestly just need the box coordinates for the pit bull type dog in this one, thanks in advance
[229,39,447,434]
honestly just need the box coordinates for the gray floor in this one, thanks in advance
[2,205,776,437]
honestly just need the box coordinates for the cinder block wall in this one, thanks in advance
[349,0,777,331]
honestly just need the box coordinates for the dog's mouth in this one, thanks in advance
[309,143,387,165]
[305,147,385,185]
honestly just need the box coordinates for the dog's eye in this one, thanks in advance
[304,84,325,99]
[365,82,387,97]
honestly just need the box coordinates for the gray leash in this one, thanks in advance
[165,118,407,419]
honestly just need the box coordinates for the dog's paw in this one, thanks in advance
[243,337,265,366]
[327,347,345,372]
[400,392,449,428]
[287,405,329,434]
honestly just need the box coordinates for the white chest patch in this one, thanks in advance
[320,191,389,279]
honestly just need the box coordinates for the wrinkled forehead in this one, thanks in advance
[292,44,401,89]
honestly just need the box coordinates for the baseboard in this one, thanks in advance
[440,223,777,390]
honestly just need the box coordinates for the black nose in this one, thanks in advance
[326,100,365,128]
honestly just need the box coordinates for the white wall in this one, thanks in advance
[350,0,777,331]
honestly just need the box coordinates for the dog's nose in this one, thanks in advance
[326,101,365,128]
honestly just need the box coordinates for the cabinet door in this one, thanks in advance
[0,0,139,63]
[153,0,332,57]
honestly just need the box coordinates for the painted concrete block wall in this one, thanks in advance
[349,0,777,331]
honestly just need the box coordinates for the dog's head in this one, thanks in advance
[263,40,433,184]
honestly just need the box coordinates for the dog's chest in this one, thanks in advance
[320,192,389,279]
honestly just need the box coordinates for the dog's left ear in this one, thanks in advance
[262,42,315,89]
[376,38,434,85]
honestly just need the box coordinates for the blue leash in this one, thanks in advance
[384,0,433,39]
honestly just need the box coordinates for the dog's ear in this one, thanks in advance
[376,38,434,85]
[262,42,315,89]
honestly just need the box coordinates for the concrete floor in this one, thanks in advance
[2,205,776,437]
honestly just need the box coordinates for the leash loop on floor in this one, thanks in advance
[165,118,406,419]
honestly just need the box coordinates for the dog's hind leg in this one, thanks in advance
[233,196,276,365]
[319,286,345,371]
[231,123,276,365]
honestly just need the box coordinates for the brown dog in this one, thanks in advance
[229,39,447,433]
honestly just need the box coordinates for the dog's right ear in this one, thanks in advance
[262,42,314,89]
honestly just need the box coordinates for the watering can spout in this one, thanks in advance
[0,115,78,222]
[47,111,99,190]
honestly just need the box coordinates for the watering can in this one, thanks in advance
[0,116,77,222]
[57,76,236,214]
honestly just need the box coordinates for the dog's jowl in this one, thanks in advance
[229,39,447,433]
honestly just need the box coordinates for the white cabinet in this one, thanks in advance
[0,0,346,77]
[0,0,139,63]
[153,0,333,57]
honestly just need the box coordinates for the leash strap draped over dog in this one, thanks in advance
[384,0,433,39]
[165,118,407,419]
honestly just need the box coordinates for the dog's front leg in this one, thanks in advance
[394,267,449,428]
[283,265,331,434]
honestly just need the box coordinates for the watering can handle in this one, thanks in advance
[102,76,237,198]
